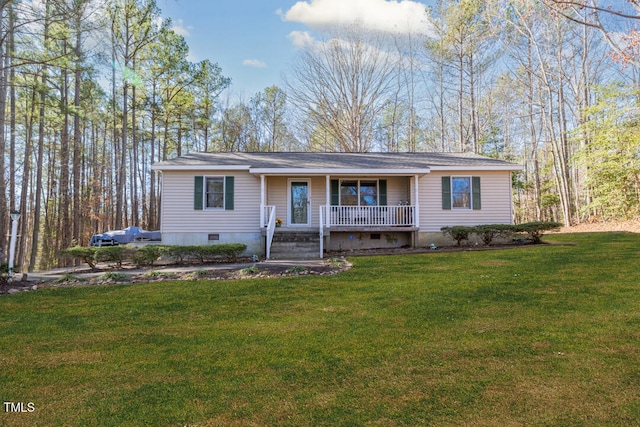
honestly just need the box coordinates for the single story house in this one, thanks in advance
[151,152,522,258]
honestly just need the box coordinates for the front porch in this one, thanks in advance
[261,206,418,259]
[259,174,423,259]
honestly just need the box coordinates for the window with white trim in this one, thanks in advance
[451,177,471,209]
[205,176,224,209]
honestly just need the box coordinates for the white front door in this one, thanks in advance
[289,179,311,226]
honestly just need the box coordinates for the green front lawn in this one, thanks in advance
[1,233,639,426]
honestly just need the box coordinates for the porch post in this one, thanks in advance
[414,175,420,228]
[325,175,331,228]
[260,174,266,227]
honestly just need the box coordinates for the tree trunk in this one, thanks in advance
[458,48,464,151]
[527,39,542,221]
[72,20,82,244]
[29,0,51,268]
[118,77,128,229]
[149,82,157,230]
[469,52,478,153]
[30,63,48,271]
[555,39,573,226]
[8,11,15,213]
[59,41,71,253]
[131,57,139,226]
[18,77,37,272]
[0,0,7,256]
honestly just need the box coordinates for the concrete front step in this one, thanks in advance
[272,232,320,243]
[269,231,321,259]
[270,242,320,257]
[269,251,320,260]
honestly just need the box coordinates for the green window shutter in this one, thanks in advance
[225,176,235,210]
[472,176,481,210]
[379,180,387,206]
[194,176,203,210]
[330,179,339,206]
[442,176,451,210]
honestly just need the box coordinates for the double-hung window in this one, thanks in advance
[451,177,471,209]
[205,177,224,209]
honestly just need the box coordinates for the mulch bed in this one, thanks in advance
[0,279,38,295]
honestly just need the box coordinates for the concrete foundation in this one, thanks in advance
[327,231,412,252]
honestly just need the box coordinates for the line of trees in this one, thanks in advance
[0,0,233,270]
[2,0,640,271]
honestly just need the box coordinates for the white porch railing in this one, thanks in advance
[264,205,276,259]
[262,205,274,228]
[321,205,416,227]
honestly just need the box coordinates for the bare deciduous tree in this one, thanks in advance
[286,26,397,152]
[543,0,640,65]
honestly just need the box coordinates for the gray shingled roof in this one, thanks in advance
[152,151,521,171]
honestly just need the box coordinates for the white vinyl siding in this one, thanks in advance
[420,171,513,231]
[385,176,411,205]
[160,170,260,233]
[266,176,326,227]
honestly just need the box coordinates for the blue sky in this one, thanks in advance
[158,0,433,99]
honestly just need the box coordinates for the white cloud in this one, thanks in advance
[171,19,192,37]
[243,59,268,68]
[288,31,315,48]
[281,0,433,35]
